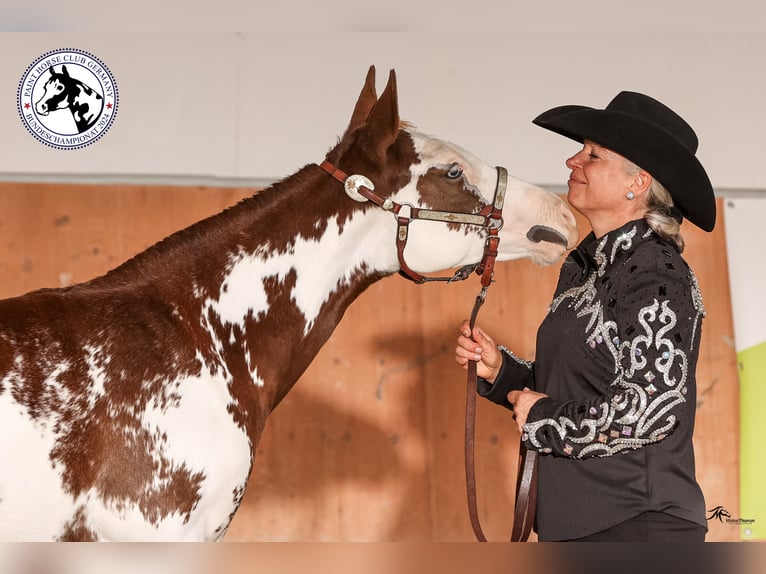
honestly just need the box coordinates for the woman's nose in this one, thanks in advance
[566,147,589,169]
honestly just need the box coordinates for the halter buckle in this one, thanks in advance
[344,174,374,203]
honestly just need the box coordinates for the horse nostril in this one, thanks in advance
[526,225,568,247]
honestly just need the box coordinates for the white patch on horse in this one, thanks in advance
[409,132,497,205]
[206,214,393,336]
[243,341,258,382]
[42,359,72,423]
[0,393,76,540]
[84,345,107,409]
[100,371,251,540]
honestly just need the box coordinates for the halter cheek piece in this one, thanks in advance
[318,160,507,291]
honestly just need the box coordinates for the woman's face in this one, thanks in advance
[565,140,635,222]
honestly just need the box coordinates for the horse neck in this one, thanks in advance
[101,164,393,409]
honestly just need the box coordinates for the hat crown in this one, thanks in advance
[607,91,698,153]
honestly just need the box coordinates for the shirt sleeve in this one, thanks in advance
[521,257,702,459]
[477,346,535,410]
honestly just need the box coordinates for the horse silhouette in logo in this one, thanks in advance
[35,65,104,133]
[706,505,731,522]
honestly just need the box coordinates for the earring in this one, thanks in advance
[626,191,635,200]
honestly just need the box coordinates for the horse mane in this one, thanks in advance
[80,165,322,290]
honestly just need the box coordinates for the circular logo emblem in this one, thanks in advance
[17,48,118,150]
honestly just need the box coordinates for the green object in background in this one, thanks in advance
[739,340,766,540]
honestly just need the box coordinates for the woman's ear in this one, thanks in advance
[630,170,653,196]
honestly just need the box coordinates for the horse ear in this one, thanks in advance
[344,65,378,136]
[61,65,69,77]
[365,69,400,160]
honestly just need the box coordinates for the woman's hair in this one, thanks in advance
[624,158,685,252]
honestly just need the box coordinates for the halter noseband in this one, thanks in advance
[318,160,507,289]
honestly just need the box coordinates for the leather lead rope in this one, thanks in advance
[464,288,539,542]
[464,290,489,541]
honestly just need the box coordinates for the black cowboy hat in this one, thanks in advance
[533,91,716,232]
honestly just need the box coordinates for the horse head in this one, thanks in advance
[34,65,103,132]
[322,66,578,281]
[35,65,74,116]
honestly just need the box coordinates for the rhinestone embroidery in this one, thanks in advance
[499,345,533,370]
[522,221,701,459]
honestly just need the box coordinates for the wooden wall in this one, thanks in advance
[0,183,739,541]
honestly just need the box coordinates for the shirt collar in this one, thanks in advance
[571,219,653,275]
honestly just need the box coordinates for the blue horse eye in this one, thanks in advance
[446,164,463,179]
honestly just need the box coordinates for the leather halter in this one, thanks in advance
[318,159,536,542]
[318,160,506,287]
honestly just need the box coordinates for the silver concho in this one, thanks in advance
[344,174,374,202]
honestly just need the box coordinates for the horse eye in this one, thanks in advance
[446,164,463,179]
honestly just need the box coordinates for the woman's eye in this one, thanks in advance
[588,153,600,160]
[446,164,463,179]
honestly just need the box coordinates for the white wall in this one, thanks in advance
[1,31,764,192]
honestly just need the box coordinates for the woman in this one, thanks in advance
[455,91,715,542]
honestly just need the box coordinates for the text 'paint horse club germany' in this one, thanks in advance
[0,66,577,541]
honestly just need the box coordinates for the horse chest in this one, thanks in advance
[0,325,253,540]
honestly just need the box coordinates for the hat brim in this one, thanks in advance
[533,105,716,232]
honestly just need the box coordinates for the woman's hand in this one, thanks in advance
[455,320,503,383]
[507,387,548,433]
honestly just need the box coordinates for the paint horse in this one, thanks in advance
[35,65,103,133]
[0,66,578,541]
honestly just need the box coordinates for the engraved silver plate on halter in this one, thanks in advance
[417,210,486,226]
[344,174,374,202]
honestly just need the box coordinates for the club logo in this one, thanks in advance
[17,48,118,150]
